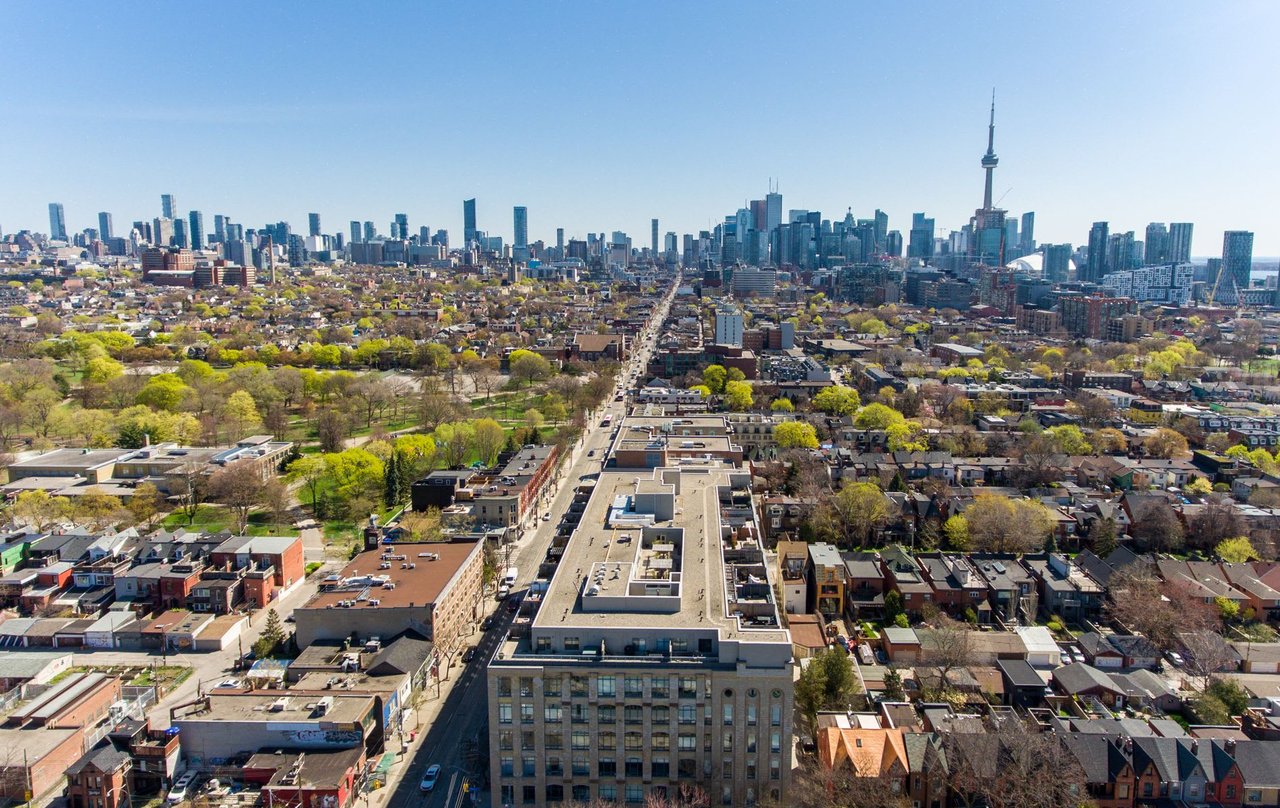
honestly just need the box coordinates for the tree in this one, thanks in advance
[400,507,445,542]
[963,495,1055,553]
[73,487,124,529]
[817,481,890,547]
[1129,499,1184,552]
[883,589,904,622]
[942,515,970,550]
[1107,569,1217,651]
[882,667,906,703]
[472,418,506,466]
[433,422,475,469]
[787,760,910,808]
[224,389,261,441]
[723,380,753,410]
[1185,476,1214,498]
[1094,427,1128,454]
[11,489,70,531]
[127,482,163,528]
[288,455,328,512]
[383,451,403,508]
[173,459,208,525]
[1189,497,1246,552]
[509,350,551,387]
[701,364,728,395]
[885,421,928,453]
[919,614,973,694]
[1090,516,1119,557]
[774,421,818,450]
[795,648,862,738]
[136,373,189,412]
[207,464,266,534]
[812,385,861,416]
[470,361,501,402]
[1188,691,1231,725]
[1144,427,1189,459]
[254,608,286,659]
[1216,535,1260,563]
[770,397,795,412]
[853,403,905,430]
[1045,424,1092,455]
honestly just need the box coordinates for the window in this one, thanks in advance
[599,758,616,777]
[572,731,590,750]
[654,732,670,750]
[544,677,562,697]
[570,675,588,697]
[546,785,563,802]
[626,758,643,777]
[722,786,733,806]
[723,730,734,752]
[747,734,757,753]
[520,703,534,723]
[626,732,643,750]
[770,758,780,781]
[652,677,670,698]
[522,756,535,776]
[723,704,734,725]
[522,785,535,805]
[546,756,563,776]
[520,677,533,697]
[499,731,513,750]
[678,759,697,778]
[498,677,513,697]
[564,635,580,652]
[598,675,616,697]
[653,705,670,724]
[747,759,756,780]
[770,704,782,726]
[679,705,697,724]
[546,733,562,750]
[572,704,590,724]
[499,703,512,724]
[679,677,698,698]
[723,759,733,779]
[500,757,514,776]
[572,785,590,802]
[521,730,536,749]
[747,704,757,725]
[625,676,643,698]
[544,704,562,723]
[653,756,670,778]
[600,731,617,748]
[598,705,616,724]
[770,731,781,753]
[626,785,644,804]
[678,734,697,751]
[625,706,644,725]
[572,756,589,776]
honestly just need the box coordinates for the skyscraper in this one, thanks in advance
[393,213,408,241]
[173,217,189,250]
[1168,222,1194,263]
[1222,231,1255,292]
[556,228,565,254]
[213,214,227,244]
[765,191,782,234]
[188,211,205,250]
[1107,231,1136,273]
[1085,221,1109,282]
[908,213,935,260]
[308,213,322,238]
[350,221,361,244]
[1020,211,1035,252]
[153,217,174,247]
[463,198,477,244]
[874,209,888,252]
[48,203,67,241]
[968,93,1007,265]
[513,206,528,248]
[97,212,113,242]
[1043,243,1072,283]
[981,93,999,210]
[651,218,659,256]
[363,221,376,241]
[161,194,176,219]
[1144,223,1169,265]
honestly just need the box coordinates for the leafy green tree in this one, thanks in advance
[126,482,163,528]
[882,667,906,702]
[883,589,904,622]
[689,384,711,398]
[288,455,328,511]
[472,418,507,466]
[224,389,261,440]
[770,397,795,412]
[254,609,285,658]
[775,421,819,450]
[1045,424,1093,455]
[853,402,905,430]
[509,350,551,387]
[795,648,862,737]
[943,515,970,550]
[812,385,861,416]
[701,364,728,395]
[383,451,403,507]
[1216,536,1260,563]
[723,380,753,411]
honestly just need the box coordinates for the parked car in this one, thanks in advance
[481,615,495,630]
[420,764,441,792]
[462,646,477,662]
[168,772,198,804]
[1166,651,1185,667]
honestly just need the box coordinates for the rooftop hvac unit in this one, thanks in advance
[269,697,289,712]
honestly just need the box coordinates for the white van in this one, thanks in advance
[167,771,198,804]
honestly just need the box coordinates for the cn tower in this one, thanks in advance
[981,90,998,210]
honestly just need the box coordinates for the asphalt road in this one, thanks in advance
[384,287,674,808]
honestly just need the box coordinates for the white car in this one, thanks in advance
[168,771,198,804]
[215,678,240,689]
[420,764,441,792]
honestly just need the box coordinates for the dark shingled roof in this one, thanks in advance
[366,630,433,677]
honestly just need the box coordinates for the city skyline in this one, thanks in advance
[3,1,1279,253]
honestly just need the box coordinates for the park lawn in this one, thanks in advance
[161,505,298,537]
[1245,358,1280,375]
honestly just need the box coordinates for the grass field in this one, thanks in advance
[161,504,298,537]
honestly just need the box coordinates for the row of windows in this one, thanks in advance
[498,728,784,754]
[500,674,755,700]
[500,784,779,807]
[498,755,782,782]
[496,701,783,727]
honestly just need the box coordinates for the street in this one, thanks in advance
[379,287,673,808]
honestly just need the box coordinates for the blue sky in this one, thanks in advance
[4,0,1279,255]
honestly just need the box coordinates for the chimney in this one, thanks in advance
[144,433,151,448]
